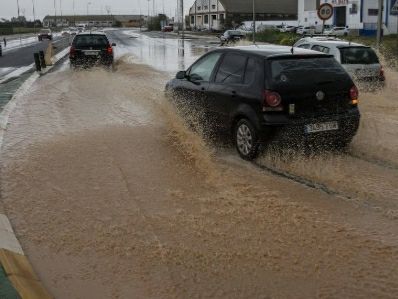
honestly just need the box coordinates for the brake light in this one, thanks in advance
[349,85,359,105]
[263,90,283,111]
[69,46,76,57]
[107,45,113,55]
[379,66,385,80]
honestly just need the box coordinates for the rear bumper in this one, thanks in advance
[70,57,113,68]
[259,109,360,143]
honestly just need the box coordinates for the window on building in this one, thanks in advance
[368,9,379,16]
[204,15,209,24]
[212,15,217,20]
[350,3,358,14]
[191,16,194,24]
[204,6,208,10]
[212,5,216,9]
[198,6,201,10]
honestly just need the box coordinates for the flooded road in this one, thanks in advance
[1,30,398,298]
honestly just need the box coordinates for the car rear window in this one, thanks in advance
[269,57,346,84]
[339,47,379,64]
[73,35,109,47]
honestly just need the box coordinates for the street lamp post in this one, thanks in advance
[87,1,92,28]
[53,0,57,28]
[31,0,36,33]
[252,0,256,44]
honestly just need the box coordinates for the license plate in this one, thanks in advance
[305,121,339,134]
[83,50,99,56]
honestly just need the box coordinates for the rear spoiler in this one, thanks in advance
[266,53,334,60]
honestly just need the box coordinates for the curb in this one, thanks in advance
[0,47,69,299]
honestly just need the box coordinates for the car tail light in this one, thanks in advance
[379,66,385,80]
[263,90,283,111]
[69,46,76,57]
[349,85,359,105]
[107,45,113,55]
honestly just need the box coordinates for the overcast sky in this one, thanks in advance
[1,0,196,20]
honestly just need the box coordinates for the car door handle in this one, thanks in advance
[201,87,205,91]
[231,91,237,97]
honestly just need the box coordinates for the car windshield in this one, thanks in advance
[270,57,346,85]
[339,47,379,64]
[73,35,109,47]
[40,29,50,33]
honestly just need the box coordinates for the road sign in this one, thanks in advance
[391,0,398,15]
[318,3,334,21]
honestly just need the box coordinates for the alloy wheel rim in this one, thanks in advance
[237,124,253,156]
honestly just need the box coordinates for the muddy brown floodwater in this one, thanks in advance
[1,57,398,299]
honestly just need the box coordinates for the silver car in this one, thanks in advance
[293,36,385,87]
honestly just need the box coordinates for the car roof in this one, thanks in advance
[76,31,107,36]
[296,37,365,47]
[216,45,332,58]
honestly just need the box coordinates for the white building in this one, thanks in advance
[298,0,398,34]
[189,0,226,30]
[189,0,298,31]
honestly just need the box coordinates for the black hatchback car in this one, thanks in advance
[69,32,116,68]
[165,45,360,160]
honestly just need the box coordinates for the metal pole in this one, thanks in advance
[181,0,184,38]
[376,0,383,48]
[17,0,20,18]
[53,0,57,28]
[31,0,36,33]
[59,0,62,27]
[73,0,76,26]
[252,0,256,44]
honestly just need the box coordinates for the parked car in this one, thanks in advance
[296,26,316,35]
[69,32,116,68]
[281,25,297,33]
[162,25,173,32]
[294,37,385,85]
[38,29,53,41]
[220,30,245,44]
[165,45,360,160]
[324,26,350,36]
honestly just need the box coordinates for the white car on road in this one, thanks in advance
[324,26,350,36]
[293,36,385,86]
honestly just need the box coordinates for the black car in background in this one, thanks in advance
[166,45,360,160]
[38,29,53,41]
[69,32,116,68]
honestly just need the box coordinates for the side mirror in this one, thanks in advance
[112,42,116,46]
[176,71,186,79]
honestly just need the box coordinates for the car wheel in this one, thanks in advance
[234,119,260,160]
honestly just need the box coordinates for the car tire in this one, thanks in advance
[234,119,260,160]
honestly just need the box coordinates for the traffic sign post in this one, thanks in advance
[318,3,334,34]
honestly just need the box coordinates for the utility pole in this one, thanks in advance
[252,0,256,44]
[376,0,383,48]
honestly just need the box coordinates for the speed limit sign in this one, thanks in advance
[318,3,334,21]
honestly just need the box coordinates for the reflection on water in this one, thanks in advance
[115,30,214,74]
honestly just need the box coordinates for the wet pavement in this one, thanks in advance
[1,29,398,298]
